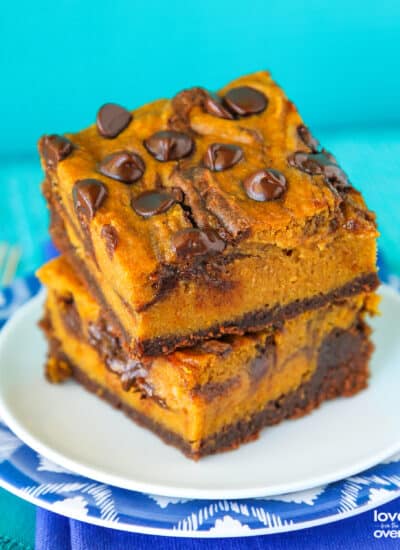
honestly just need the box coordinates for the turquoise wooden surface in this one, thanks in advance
[0,489,35,549]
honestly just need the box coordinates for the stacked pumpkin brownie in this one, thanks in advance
[37,71,379,459]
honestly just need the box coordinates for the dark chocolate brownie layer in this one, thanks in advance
[44,321,372,459]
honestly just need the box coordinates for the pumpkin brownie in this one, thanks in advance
[37,256,377,459]
[38,71,378,357]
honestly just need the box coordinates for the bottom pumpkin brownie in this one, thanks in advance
[37,257,378,459]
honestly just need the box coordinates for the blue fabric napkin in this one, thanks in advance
[36,497,400,549]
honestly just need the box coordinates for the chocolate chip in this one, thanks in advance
[144,131,194,161]
[297,125,319,152]
[223,86,268,117]
[131,190,176,218]
[170,187,184,203]
[171,228,225,257]
[73,179,108,221]
[203,93,234,120]
[101,224,119,258]
[98,151,145,183]
[42,135,74,168]
[120,363,150,392]
[288,151,325,175]
[243,169,287,201]
[288,151,350,190]
[321,148,337,163]
[324,166,350,190]
[203,143,244,172]
[96,103,132,138]
[88,319,120,364]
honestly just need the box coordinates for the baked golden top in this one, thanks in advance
[39,71,377,310]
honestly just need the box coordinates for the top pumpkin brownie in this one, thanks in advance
[38,71,378,356]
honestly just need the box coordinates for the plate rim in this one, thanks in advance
[0,285,399,500]
[0,471,398,538]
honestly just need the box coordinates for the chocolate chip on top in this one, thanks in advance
[297,125,319,152]
[243,169,287,201]
[73,179,108,221]
[203,143,244,172]
[171,228,225,258]
[131,190,176,218]
[170,186,184,203]
[42,135,74,168]
[203,93,234,120]
[98,151,145,183]
[288,151,329,175]
[144,130,194,162]
[223,86,268,117]
[96,103,132,138]
[288,151,350,190]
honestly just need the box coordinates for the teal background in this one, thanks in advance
[0,2,399,547]
[1,0,400,156]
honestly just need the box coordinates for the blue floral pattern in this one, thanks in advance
[0,267,399,536]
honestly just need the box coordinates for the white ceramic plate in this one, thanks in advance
[0,285,398,501]
[1,416,400,537]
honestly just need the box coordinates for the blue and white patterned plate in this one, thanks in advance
[0,420,398,537]
[0,268,399,537]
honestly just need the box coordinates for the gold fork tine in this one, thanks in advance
[1,245,21,287]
